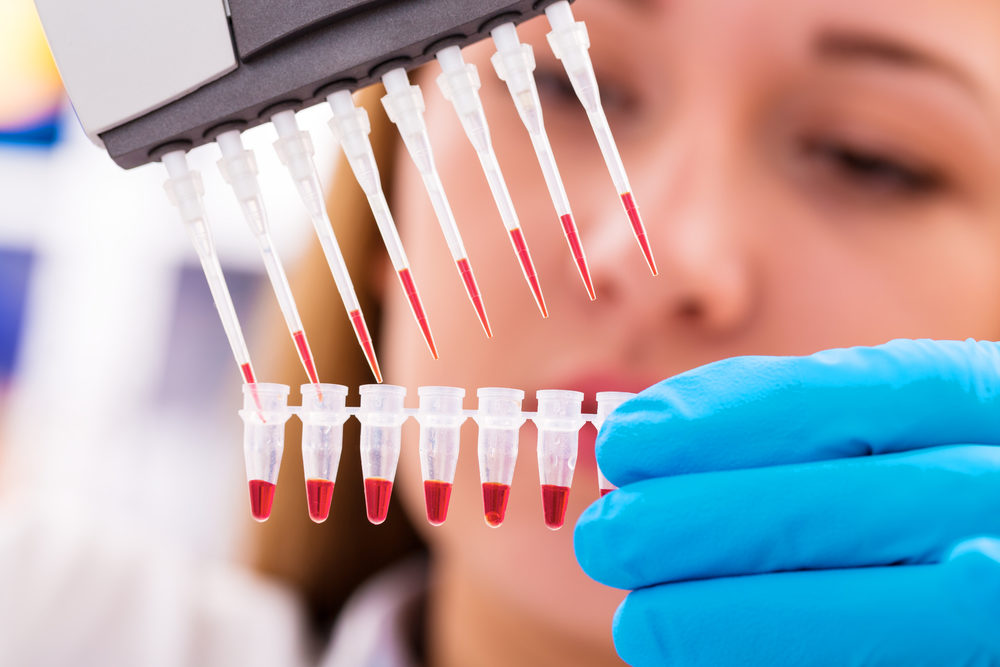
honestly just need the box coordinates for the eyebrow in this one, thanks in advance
[815,29,975,93]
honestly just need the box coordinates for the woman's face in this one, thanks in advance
[382,0,1000,647]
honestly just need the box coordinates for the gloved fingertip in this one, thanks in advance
[613,592,668,667]
[573,498,613,584]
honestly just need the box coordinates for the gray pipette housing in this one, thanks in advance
[34,0,574,170]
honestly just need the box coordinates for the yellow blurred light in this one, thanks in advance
[0,0,64,128]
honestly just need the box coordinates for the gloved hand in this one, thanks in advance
[575,339,1000,667]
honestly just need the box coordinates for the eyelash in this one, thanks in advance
[800,137,945,195]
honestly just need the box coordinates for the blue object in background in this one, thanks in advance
[0,108,60,147]
[0,248,34,383]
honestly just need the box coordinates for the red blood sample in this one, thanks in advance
[248,479,276,522]
[482,482,511,527]
[292,330,321,386]
[239,363,256,384]
[240,363,266,416]
[508,228,548,318]
[423,480,453,526]
[559,213,595,301]
[620,192,658,276]
[456,258,493,338]
[364,477,394,525]
[348,309,383,383]
[397,269,439,359]
[600,488,614,498]
[306,478,335,523]
[541,484,571,530]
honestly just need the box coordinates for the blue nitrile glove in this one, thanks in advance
[575,339,1000,667]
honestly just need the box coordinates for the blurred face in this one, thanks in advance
[382,0,1000,654]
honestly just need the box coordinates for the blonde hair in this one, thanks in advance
[251,85,425,631]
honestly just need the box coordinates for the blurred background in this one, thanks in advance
[0,0,339,563]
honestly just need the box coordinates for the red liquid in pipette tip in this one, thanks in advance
[248,479,276,522]
[559,213,596,301]
[423,480,453,526]
[508,228,548,318]
[456,258,493,338]
[600,488,614,498]
[541,484,571,530]
[292,330,321,388]
[240,364,266,419]
[482,482,511,527]
[397,269,439,359]
[348,309,383,383]
[306,478,335,523]
[364,477,394,525]
[620,192,658,276]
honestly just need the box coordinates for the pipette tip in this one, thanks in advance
[620,192,658,276]
[348,309,383,383]
[398,269,439,359]
[559,214,596,301]
[456,258,493,338]
[508,228,549,318]
[292,330,322,388]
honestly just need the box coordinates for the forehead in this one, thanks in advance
[578,0,1000,87]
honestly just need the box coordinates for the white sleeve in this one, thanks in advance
[0,503,310,667]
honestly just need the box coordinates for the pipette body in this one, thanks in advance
[271,110,383,383]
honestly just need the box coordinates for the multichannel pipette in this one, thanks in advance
[491,23,596,301]
[161,150,258,388]
[545,1,658,275]
[327,91,439,359]
[271,110,382,383]
[215,130,321,390]
[381,68,493,338]
[436,46,549,319]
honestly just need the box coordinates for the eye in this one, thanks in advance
[800,138,945,195]
[534,66,638,116]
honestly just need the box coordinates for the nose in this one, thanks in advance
[586,144,757,337]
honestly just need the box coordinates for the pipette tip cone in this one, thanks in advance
[559,213,596,301]
[292,330,322,391]
[620,192,658,275]
[398,269,439,359]
[508,228,549,318]
[456,258,493,338]
[240,364,268,421]
[348,309,383,383]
